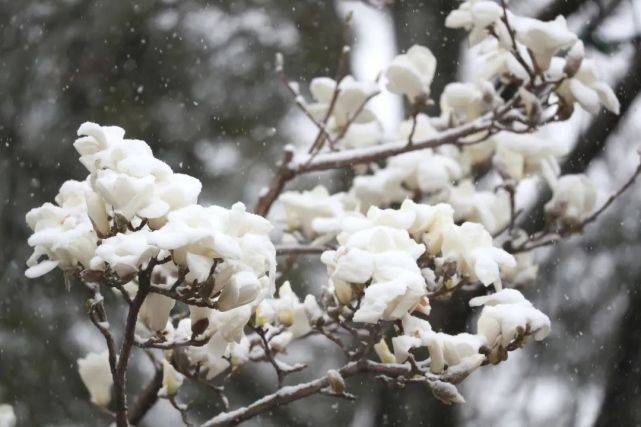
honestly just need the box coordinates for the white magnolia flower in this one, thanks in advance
[279,186,348,239]
[139,293,176,332]
[424,332,485,374]
[555,58,620,114]
[402,200,457,256]
[396,113,438,143]
[143,173,202,226]
[25,201,97,278]
[388,149,462,194]
[349,168,410,210]
[255,281,322,337]
[386,45,437,102]
[446,180,510,234]
[352,256,426,323]
[307,75,379,128]
[74,122,203,225]
[339,120,383,149]
[391,314,484,374]
[445,0,504,46]
[440,222,516,288]
[0,404,16,427]
[160,359,184,397]
[92,169,156,221]
[185,306,253,379]
[515,16,576,70]
[493,132,566,180]
[151,202,274,287]
[77,351,113,407]
[545,174,597,224]
[476,40,531,81]
[470,289,551,348]
[321,207,428,322]
[501,252,538,287]
[90,231,159,277]
[440,82,493,123]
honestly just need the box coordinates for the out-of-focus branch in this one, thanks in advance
[536,0,589,21]
[594,286,641,426]
[276,244,331,256]
[128,365,163,425]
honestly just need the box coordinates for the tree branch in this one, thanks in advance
[113,260,156,427]
[128,365,163,425]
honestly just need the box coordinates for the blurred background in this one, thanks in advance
[1,0,640,425]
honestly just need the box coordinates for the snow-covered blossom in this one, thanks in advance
[279,186,349,239]
[75,122,201,223]
[439,222,515,288]
[77,351,113,407]
[339,120,383,149]
[321,207,427,323]
[180,307,253,380]
[400,200,514,287]
[440,82,496,124]
[25,122,205,280]
[387,149,462,194]
[0,404,16,427]
[255,281,323,338]
[445,0,504,46]
[90,231,159,277]
[160,359,184,397]
[307,75,379,129]
[150,202,276,310]
[445,180,510,234]
[391,314,485,374]
[470,289,551,350]
[492,132,566,180]
[553,58,620,114]
[25,185,98,278]
[545,174,597,225]
[476,39,531,82]
[515,16,576,70]
[349,168,410,210]
[386,45,437,102]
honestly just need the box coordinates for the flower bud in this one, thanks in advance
[327,369,346,394]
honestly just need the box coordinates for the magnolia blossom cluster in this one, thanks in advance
[280,5,618,249]
[22,0,625,419]
[25,123,277,404]
[320,201,517,322]
[375,288,550,375]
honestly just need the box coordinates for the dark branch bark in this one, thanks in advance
[113,262,154,427]
[128,367,163,425]
[594,287,641,426]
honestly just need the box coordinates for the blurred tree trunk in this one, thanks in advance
[391,0,464,112]
[594,287,641,426]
